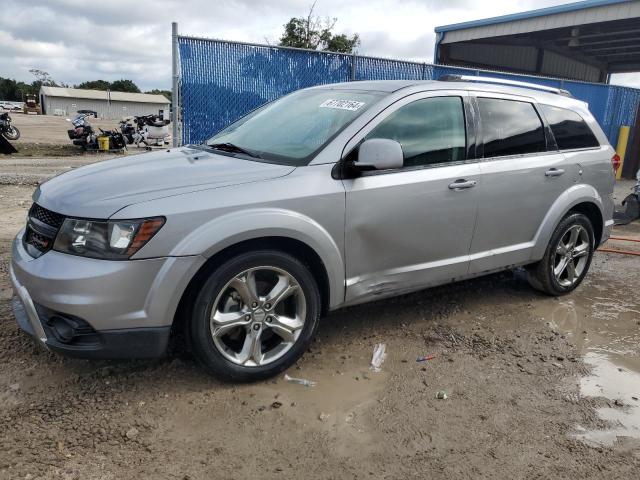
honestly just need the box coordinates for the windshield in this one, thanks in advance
[206,89,385,166]
[72,114,88,127]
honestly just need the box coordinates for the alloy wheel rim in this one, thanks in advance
[552,225,590,288]
[210,266,306,367]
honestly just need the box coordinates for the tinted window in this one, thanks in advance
[540,104,599,150]
[478,98,545,158]
[366,97,466,168]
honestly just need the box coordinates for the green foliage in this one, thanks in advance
[0,77,37,101]
[279,3,360,54]
[75,79,111,90]
[72,79,141,93]
[146,89,172,101]
[107,79,141,93]
[324,33,360,54]
[2,74,162,102]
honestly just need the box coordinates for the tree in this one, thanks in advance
[279,1,360,54]
[146,89,172,102]
[29,69,57,86]
[109,79,140,93]
[75,80,111,91]
[0,77,38,101]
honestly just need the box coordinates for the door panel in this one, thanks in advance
[344,162,480,304]
[468,94,576,274]
[468,152,574,273]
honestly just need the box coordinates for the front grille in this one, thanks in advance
[25,229,53,251]
[23,204,65,257]
[29,203,65,229]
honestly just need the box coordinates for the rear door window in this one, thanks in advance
[539,104,600,150]
[478,98,546,158]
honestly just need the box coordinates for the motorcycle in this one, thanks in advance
[0,112,20,140]
[119,114,170,148]
[67,110,97,149]
[119,116,137,145]
[67,110,126,151]
[614,169,640,225]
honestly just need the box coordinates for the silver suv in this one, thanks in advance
[10,76,616,382]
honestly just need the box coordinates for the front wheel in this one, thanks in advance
[188,250,321,382]
[527,213,595,296]
[3,126,20,140]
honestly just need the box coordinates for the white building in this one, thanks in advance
[39,86,170,120]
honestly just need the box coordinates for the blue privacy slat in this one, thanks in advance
[178,36,640,148]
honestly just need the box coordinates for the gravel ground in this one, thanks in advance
[0,155,639,479]
[8,113,124,145]
[2,112,170,161]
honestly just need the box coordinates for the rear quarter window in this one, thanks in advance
[539,104,600,150]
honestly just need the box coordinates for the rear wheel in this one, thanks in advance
[188,250,321,382]
[527,213,594,296]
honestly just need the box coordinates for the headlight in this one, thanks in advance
[53,217,165,260]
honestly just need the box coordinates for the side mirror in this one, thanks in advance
[357,138,403,171]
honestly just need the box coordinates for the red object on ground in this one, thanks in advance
[416,354,436,362]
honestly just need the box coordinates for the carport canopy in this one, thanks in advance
[435,0,640,83]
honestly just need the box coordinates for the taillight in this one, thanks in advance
[611,153,621,173]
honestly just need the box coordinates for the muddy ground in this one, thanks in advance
[0,152,639,479]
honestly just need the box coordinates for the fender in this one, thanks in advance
[531,183,604,260]
[169,208,345,308]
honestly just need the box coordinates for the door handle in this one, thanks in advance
[448,179,477,190]
[545,168,565,177]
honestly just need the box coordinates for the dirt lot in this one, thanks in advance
[0,152,639,479]
[4,113,170,158]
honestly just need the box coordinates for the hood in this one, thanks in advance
[34,147,295,218]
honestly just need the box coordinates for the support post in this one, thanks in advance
[351,52,356,81]
[171,22,180,147]
[615,125,631,180]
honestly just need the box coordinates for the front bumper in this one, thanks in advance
[10,229,205,359]
[11,292,171,359]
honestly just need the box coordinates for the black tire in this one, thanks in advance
[3,126,20,141]
[188,250,321,382]
[527,213,595,296]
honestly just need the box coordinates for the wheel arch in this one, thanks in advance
[532,184,606,260]
[567,202,603,246]
[172,236,335,339]
[169,207,344,304]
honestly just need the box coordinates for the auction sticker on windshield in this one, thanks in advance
[319,99,365,111]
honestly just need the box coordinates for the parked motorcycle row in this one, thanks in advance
[67,110,170,151]
[119,114,171,147]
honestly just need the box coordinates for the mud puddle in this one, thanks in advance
[537,293,640,447]
[155,360,390,469]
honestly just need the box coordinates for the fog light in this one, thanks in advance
[49,315,77,343]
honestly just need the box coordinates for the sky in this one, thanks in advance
[0,0,638,91]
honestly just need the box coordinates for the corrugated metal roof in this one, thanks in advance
[39,86,169,104]
[435,0,633,33]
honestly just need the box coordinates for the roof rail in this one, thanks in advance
[438,74,572,97]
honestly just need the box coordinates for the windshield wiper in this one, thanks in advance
[208,142,261,158]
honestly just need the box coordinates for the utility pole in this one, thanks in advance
[171,22,180,147]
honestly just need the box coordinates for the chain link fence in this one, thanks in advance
[175,34,640,150]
